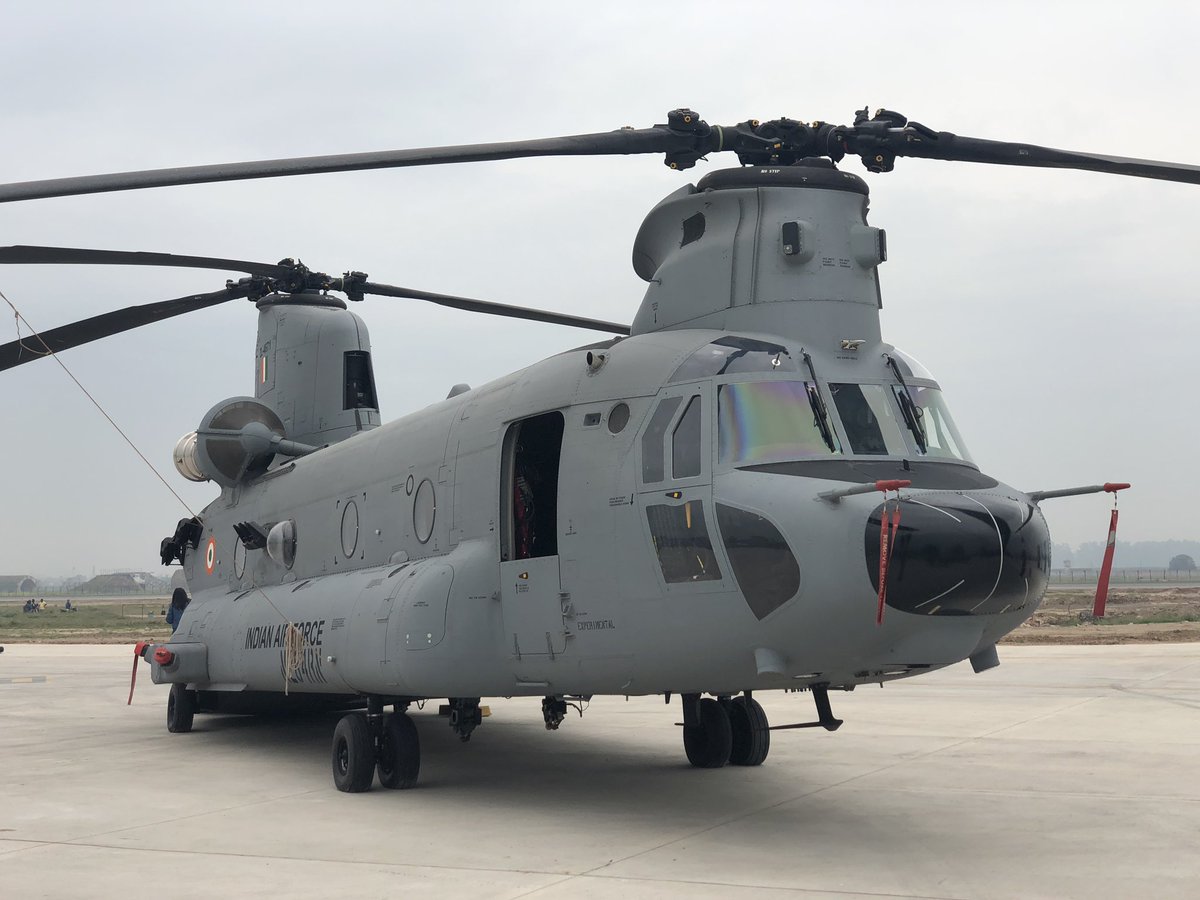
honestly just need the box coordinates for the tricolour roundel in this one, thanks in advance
[204,537,217,575]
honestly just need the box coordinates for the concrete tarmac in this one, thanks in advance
[1,643,1197,899]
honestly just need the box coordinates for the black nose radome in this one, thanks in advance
[864,494,1050,616]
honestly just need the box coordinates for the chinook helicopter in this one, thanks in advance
[0,108,1167,792]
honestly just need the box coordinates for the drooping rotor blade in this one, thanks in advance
[0,245,291,278]
[861,127,1200,185]
[355,280,630,335]
[0,284,251,371]
[0,125,698,203]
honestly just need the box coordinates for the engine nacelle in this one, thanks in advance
[173,431,206,482]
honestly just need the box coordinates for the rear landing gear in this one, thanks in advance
[376,712,421,790]
[331,703,421,793]
[332,714,375,792]
[166,683,195,733]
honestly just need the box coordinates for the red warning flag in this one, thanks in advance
[877,499,901,626]
[1093,507,1119,618]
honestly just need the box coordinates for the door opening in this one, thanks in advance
[501,411,564,561]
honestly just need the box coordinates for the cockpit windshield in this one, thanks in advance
[828,383,911,456]
[718,381,841,466]
[894,385,973,462]
[716,373,973,466]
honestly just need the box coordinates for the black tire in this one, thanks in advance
[683,697,732,768]
[331,714,375,793]
[166,683,195,734]
[377,713,421,790]
[728,696,770,766]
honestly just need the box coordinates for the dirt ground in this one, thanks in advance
[3,589,1199,646]
[1002,586,1200,644]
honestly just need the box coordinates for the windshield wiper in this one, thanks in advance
[802,351,838,453]
[885,354,928,453]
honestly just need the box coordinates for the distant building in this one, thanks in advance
[78,572,170,595]
[0,575,38,594]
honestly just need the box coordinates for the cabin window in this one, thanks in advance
[646,501,722,583]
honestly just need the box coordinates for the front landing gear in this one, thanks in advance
[682,696,732,768]
[727,695,770,766]
[681,693,772,768]
[331,702,421,793]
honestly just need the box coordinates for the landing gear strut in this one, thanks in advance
[331,698,421,793]
[542,696,568,730]
[447,697,482,742]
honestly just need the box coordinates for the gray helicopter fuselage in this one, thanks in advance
[172,325,1047,700]
[163,162,1051,702]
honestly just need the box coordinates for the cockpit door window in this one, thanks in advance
[671,396,702,479]
[646,498,722,584]
[640,397,682,484]
[641,391,708,487]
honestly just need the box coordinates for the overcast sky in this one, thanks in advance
[1,1,1197,578]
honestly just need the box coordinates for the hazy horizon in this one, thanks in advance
[2,2,1198,574]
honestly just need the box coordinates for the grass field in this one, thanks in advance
[2,588,1199,646]
[0,599,172,643]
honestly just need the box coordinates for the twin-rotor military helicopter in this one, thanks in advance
[2,108,1171,791]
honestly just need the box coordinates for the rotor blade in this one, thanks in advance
[863,128,1200,185]
[0,127,693,203]
[358,281,630,335]
[0,245,290,277]
[0,285,249,371]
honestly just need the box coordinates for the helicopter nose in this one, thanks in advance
[864,493,1051,617]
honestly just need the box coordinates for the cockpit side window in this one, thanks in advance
[829,383,908,456]
[641,397,682,484]
[671,396,702,478]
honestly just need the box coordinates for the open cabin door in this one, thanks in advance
[499,411,567,657]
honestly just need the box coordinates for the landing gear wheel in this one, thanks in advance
[377,713,421,790]
[332,714,375,792]
[728,696,770,766]
[166,683,195,733]
[683,697,732,768]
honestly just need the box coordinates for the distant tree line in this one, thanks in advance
[1055,540,1200,569]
